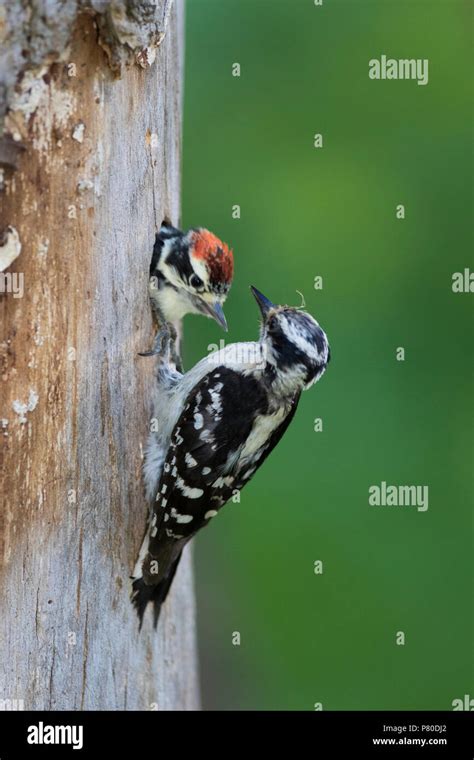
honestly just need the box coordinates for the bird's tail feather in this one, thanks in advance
[131,553,182,630]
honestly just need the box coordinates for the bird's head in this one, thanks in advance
[156,226,233,330]
[251,286,330,394]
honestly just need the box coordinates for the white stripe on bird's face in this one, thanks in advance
[277,312,326,363]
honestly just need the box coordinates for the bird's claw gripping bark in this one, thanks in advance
[138,325,171,359]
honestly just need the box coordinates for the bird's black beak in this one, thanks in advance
[250,286,275,318]
[200,300,228,331]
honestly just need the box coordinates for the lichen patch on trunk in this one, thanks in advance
[0,226,21,271]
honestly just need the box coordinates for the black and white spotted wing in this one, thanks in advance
[149,367,300,549]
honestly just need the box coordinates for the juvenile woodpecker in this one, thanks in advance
[132,286,330,626]
[140,222,234,370]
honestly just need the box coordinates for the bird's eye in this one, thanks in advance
[268,317,277,331]
[189,274,204,290]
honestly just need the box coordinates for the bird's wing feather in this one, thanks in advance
[149,367,299,547]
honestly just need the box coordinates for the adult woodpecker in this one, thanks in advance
[132,286,330,626]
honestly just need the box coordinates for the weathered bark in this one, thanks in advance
[0,0,200,710]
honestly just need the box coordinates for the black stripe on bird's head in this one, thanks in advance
[251,286,330,391]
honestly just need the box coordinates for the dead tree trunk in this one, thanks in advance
[0,0,200,710]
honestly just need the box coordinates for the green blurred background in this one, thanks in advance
[181,0,473,710]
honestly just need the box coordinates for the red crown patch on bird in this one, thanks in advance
[190,229,234,288]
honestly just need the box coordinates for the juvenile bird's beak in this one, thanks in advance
[200,300,228,331]
[250,286,275,318]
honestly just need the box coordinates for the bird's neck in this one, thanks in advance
[264,358,306,401]
[147,309,182,377]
